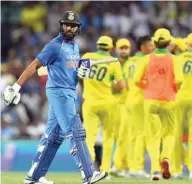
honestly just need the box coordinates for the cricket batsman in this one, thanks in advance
[123,36,153,178]
[173,33,192,180]
[111,38,130,177]
[3,11,107,184]
[81,36,125,173]
[134,28,178,180]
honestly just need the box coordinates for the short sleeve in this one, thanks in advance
[81,53,90,59]
[36,42,59,66]
[134,55,149,84]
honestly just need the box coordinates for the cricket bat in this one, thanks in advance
[37,58,118,76]
[91,58,118,65]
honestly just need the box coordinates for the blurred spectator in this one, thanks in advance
[47,3,62,36]
[130,3,150,37]
[148,1,168,28]
[118,7,133,37]
[21,2,47,34]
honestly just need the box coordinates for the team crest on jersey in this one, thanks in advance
[68,12,74,20]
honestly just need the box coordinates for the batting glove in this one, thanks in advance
[3,83,21,105]
[77,65,90,79]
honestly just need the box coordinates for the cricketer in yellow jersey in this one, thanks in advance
[81,36,125,172]
[146,34,188,178]
[174,33,192,180]
[134,29,179,180]
[122,36,154,178]
[110,38,130,177]
[170,37,189,178]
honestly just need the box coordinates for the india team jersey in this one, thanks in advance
[175,51,192,100]
[36,33,80,90]
[82,51,123,100]
[123,52,146,98]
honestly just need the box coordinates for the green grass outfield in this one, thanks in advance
[1,172,191,184]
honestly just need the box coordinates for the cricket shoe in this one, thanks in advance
[90,171,108,184]
[24,176,54,184]
[82,177,91,184]
[110,167,120,177]
[118,170,130,178]
[110,167,128,178]
[161,158,171,179]
[172,173,183,179]
[189,172,192,180]
[151,172,161,180]
[130,170,150,178]
[124,171,131,179]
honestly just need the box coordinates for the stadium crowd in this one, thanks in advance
[1,1,192,140]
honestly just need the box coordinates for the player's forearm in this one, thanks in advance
[16,59,42,86]
[135,70,147,89]
[112,81,119,93]
[112,80,127,93]
[118,80,128,90]
[175,82,182,92]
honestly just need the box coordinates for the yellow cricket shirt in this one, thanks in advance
[123,52,146,98]
[82,50,123,100]
[175,51,192,100]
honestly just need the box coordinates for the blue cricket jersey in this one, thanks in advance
[36,33,80,90]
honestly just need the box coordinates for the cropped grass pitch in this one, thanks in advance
[2,172,192,184]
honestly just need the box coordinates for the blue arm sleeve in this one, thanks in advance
[36,42,59,66]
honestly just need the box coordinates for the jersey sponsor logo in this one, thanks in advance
[67,61,79,68]
[64,55,80,68]
[67,55,80,60]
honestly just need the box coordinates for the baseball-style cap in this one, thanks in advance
[116,38,131,48]
[174,37,187,51]
[97,36,113,49]
[187,33,192,45]
[153,28,173,42]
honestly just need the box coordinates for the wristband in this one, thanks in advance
[13,83,21,92]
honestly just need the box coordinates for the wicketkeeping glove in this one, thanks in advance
[3,83,21,105]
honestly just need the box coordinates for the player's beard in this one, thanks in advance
[65,31,74,39]
[120,54,129,59]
